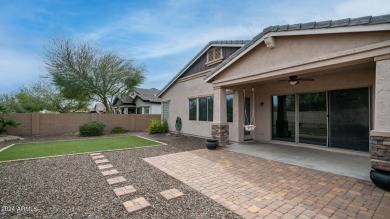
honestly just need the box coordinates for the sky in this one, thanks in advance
[0,0,389,94]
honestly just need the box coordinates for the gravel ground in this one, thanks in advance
[0,133,241,219]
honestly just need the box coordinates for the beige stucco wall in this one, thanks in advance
[214,32,390,83]
[374,58,390,131]
[161,76,237,140]
[253,66,375,142]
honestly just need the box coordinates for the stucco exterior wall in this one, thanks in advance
[254,67,375,142]
[214,32,390,83]
[160,76,236,139]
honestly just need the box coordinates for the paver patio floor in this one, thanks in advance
[144,149,390,219]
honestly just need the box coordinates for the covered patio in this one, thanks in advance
[225,141,370,181]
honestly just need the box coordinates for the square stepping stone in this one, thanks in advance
[107,176,126,185]
[113,185,136,197]
[123,197,150,213]
[160,188,185,200]
[98,164,113,170]
[92,155,104,159]
[90,153,102,156]
[95,159,109,164]
[102,169,119,176]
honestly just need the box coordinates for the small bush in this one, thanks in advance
[79,121,105,137]
[111,126,126,134]
[147,119,168,134]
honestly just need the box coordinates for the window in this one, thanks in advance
[198,96,214,121]
[207,96,213,121]
[144,107,150,114]
[162,102,169,119]
[189,98,197,120]
[137,107,142,114]
[226,94,233,122]
[206,47,223,65]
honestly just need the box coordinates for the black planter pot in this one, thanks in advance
[206,139,218,150]
[370,168,390,191]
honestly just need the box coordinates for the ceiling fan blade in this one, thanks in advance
[298,78,314,81]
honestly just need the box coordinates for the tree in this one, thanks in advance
[0,94,26,113]
[17,79,90,113]
[44,38,145,113]
[0,105,21,134]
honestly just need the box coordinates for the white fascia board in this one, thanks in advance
[204,24,390,83]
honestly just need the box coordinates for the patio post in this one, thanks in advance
[371,54,390,172]
[212,86,229,146]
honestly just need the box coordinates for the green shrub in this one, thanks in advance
[0,105,21,134]
[79,121,105,137]
[147,119,168,134]
[111,126,126,134]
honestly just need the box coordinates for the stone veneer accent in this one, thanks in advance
[370,131,390,172]
[211,124,229,146]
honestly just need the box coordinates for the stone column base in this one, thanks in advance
[370,131,390,172]
[212,123,229,147]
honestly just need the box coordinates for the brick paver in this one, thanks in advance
[98,164,113,170]
[160,188,184,200]
[101,169,119,176]
[91,155,104,159]
[123,197,150,213]
[144,149,390,218]
[107,176,126,185]
[95,159,109,164]
[113,185,136,197]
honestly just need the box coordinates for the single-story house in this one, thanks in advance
[113,88,161,114]
[158,14,390,171]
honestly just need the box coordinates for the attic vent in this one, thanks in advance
[206,47,223,66]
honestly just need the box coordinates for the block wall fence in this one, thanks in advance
[5,113,161,136]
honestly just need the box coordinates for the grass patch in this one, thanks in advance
[0,136,159,161]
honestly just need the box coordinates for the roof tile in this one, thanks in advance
[315,20,331,28]
[331,18,350,27]
[300,22,316,30]
[370,14,390,24]
[349,16,372,26]
[288,23,301,30]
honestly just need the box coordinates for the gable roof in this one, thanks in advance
[157,40,249,97]
[134,88,161,103]
[204,14,390,82]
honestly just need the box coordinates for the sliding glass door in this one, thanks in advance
[271,87,369,152]
[299,92,327,146]
[329,88,369,152]
[272,95,295,142]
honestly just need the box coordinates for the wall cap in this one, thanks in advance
[212,122,229,126]
[370,130,390,137]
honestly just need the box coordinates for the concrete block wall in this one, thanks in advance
[5,113,160,136]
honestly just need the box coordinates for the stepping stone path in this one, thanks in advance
[160,188,185,200]
[89,152,186,215]
[123,197,151,213]
[95,159,109,164]
[98,164,113,170]
[101,169,119,176]
[91,155,104,159]
[107,176,126,185]
[113,185,136,197]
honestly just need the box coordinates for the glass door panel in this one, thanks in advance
[272,95,295,142]
[299,92,327,146]
[329,88,369,152]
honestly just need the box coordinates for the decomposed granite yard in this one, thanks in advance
[0,133,240,219]
[0,133,389,219]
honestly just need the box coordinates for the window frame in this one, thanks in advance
[189,98,197,121]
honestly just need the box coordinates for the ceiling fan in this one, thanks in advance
[278,75,314,85]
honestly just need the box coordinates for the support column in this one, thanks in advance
[212,87,229,146]
[371,54,390,171]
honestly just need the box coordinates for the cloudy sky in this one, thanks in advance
[0,0,389,94]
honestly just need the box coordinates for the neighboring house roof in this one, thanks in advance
[204,14,390,82]
[134,88,161,103]
[157,40,249,97]
[114,88,161,106]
